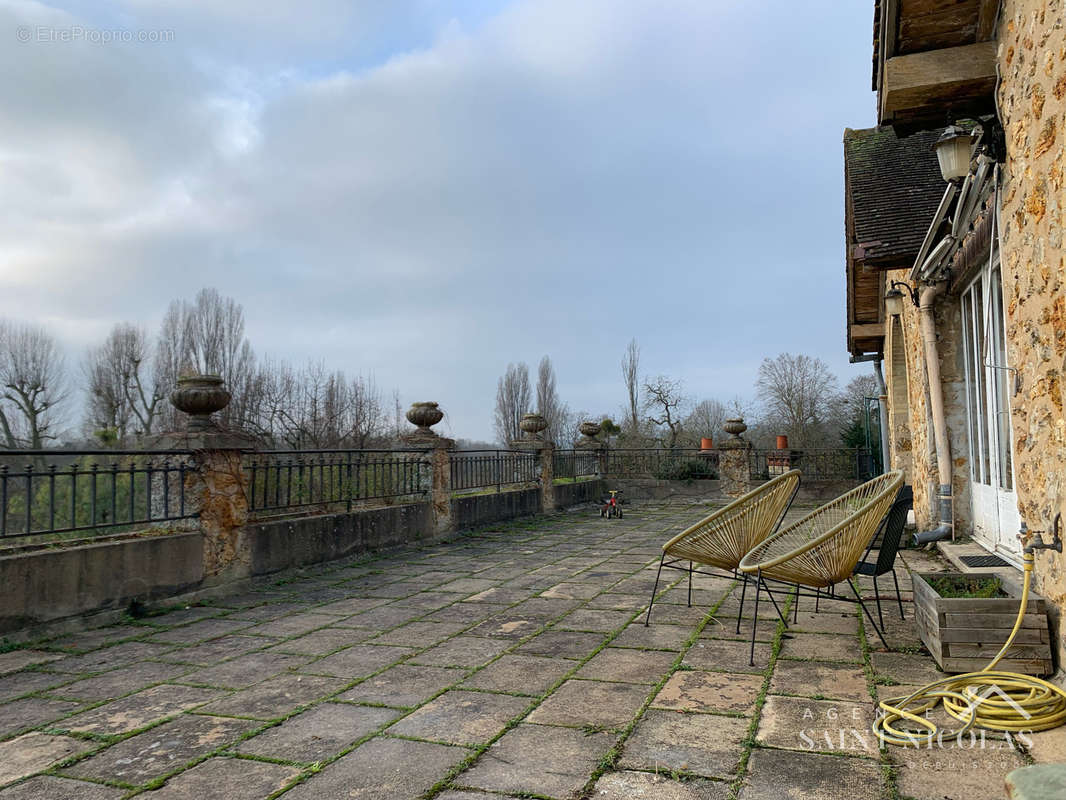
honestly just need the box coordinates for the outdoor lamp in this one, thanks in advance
[934,125,974,182]
[885,280,919,317]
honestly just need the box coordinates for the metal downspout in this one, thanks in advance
[914,281,954,545]
[872,359,891,474]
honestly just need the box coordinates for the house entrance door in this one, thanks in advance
[961,261,1021,564]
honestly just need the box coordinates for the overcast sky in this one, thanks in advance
[1,0,877,442]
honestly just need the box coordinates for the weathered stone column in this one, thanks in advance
[718,417,753,499]
[403,402,455,536]
[150,374,255,585]
[512,412,555,512]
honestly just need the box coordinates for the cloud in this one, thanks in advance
[0,0,876,439]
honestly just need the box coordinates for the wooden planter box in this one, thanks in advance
[912,572,1053,676]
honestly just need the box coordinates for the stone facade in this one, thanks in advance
[997,0,1066,656]
[883,269,974,538]
[884,1,1066,670]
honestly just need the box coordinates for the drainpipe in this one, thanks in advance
[872,359,891,474]
[913,280,954,545]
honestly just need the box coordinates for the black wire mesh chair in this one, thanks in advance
[851,484,913,629]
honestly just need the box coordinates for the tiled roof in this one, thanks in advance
[844,126,945,266]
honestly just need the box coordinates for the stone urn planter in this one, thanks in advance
[170,374,231,431]
[520,412,548,439]
[579,421,601,439]
[406,402,444,436]
[723,418,747,439]
[911,571,1053,675]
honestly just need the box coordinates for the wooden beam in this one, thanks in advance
[881,41,997,122]
[976,0,998,41]
[850,322,886,339]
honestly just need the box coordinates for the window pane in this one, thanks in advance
[961,289,983,483]
[991,267,1013,491]
[974,277,991,485]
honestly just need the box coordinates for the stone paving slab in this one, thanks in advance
[779,631,865,663]
[526,678,651,729]
[337,664,467,707]
[769,659,871,702]
[387,689,529,746]
[63,685,224,735]
[0,732,97,789]
[739,749,884,800]
[302,644,414,678]
[0,672,71,703]
[179,651,314,689]
[652,669,764,714]
[594,770,730,799]
[410,635,512,668]
[195,674,344,720]
[236,702,399,762]
[63,712,258,785]
[756,694,879,757]
[49,660,192,701]
[284,736,471,800]
[891,742,1028,800]
[0,697,81,738]
[457,723,615,798]
[144,756,299,800]
[156,635,273,666]
[459,654,572,695]
[44,642,175,674]
[513,630,607,659]
[620,708,749,778]
[577,647,676,684]
[0,775,124,799]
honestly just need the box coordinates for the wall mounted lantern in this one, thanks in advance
[934,125,974,182]
[885,280,920,317]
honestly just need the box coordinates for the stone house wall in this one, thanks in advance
[884,268,975,538]
[997,0,1066,661]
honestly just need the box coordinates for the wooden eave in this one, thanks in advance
[873,0,999,129]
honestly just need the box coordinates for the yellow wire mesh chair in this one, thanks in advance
[645,469,800,629]
[738,470,904,665]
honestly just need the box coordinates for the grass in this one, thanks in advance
[926,574,1005,598]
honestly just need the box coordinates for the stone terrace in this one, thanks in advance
[0,499,1062,799]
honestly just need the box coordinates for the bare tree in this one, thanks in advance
[621,338,640,435]
[245,358,384,448]
[155,288,256,431]
[682,398,728,446]
[0,320,67,449]
[755,353,839,447]
[642,375,686,449]
[493,362,531,445]
[536,356,567,444]
[84,323,164,444]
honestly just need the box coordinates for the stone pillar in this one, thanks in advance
[576,421,606,477]
[512,412,555,511]
[718,417,753,498]
[151,374,256,585]
[403,402,455,536]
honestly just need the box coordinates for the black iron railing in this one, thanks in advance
[603,447,718,479]
[246,450,428,515]
[450,450,539,493]
[552,449,602,481]
[749,448,876,481]
[0,450,197,539]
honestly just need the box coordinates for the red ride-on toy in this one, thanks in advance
[600,489,623,519]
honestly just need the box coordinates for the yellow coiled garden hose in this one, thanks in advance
[875,552,1066,747]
